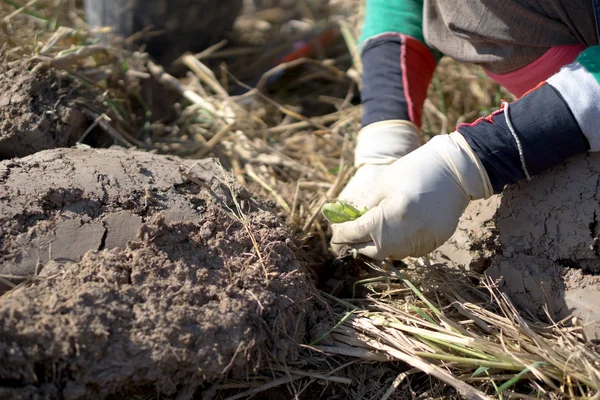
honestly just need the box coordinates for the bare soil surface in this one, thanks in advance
[0,148,319,399]
[434,153,600,335]
[0,61,87,159]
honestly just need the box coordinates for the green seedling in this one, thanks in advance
[321,200,367,224]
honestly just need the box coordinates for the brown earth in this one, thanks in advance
[0,61,87,160]
[434,153,600,337]
[0,148,320,399]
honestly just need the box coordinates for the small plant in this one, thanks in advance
[321,200,367,224]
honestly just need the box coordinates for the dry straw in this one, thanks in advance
[315,259,600,399]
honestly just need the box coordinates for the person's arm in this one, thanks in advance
[360,0,440,128]
[332,46,600,261]
[460,46,599,193]
[340,0,441,207]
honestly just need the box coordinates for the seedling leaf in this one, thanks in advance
[322,201,367,224]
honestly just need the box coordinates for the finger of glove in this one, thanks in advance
[331,240,391,261]
[330,241,350,256]
[330,207,378,245]
[345,204,411,261]
[352,241,388,260]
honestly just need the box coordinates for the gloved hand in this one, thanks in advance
[331,132,492,260]
[338,120,421,208]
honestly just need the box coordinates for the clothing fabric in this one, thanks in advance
[361,34,436,127]
[460,46,600,193]
[360,0,430,54]
[594,0,600,41]
[459,83,589,193]
[359,1,600,194]
[361,1,597,73]
[423,1,597,74]
[359,1,598,130]
[548,47,600,151]
[484,44,584,97]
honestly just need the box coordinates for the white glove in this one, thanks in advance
[331,132,492,260]
[339,120,421,208]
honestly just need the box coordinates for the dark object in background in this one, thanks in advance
[84,0,243,65]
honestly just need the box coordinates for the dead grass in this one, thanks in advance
[0,0,597,399]
[315,259,600,399]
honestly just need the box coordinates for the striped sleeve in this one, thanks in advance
[457,46,600,193]
[359,0,440,128]
[547,46,600,151]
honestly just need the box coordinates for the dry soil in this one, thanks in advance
[0,61,87,159]
[434,153,600,336]
[0,148,319,399]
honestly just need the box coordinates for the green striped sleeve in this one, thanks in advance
[360,0,425,44]
[576,45,600,85]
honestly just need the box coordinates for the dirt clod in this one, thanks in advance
[0,61,87,159]
[0,148,317,399]
[435,154,600,334]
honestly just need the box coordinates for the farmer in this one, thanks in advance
[333,1,600,260]
[331,1,600,331]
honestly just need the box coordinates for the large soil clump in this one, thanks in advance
[434,153,600,334]
[0,148,318,399]
[0,62,87,159]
